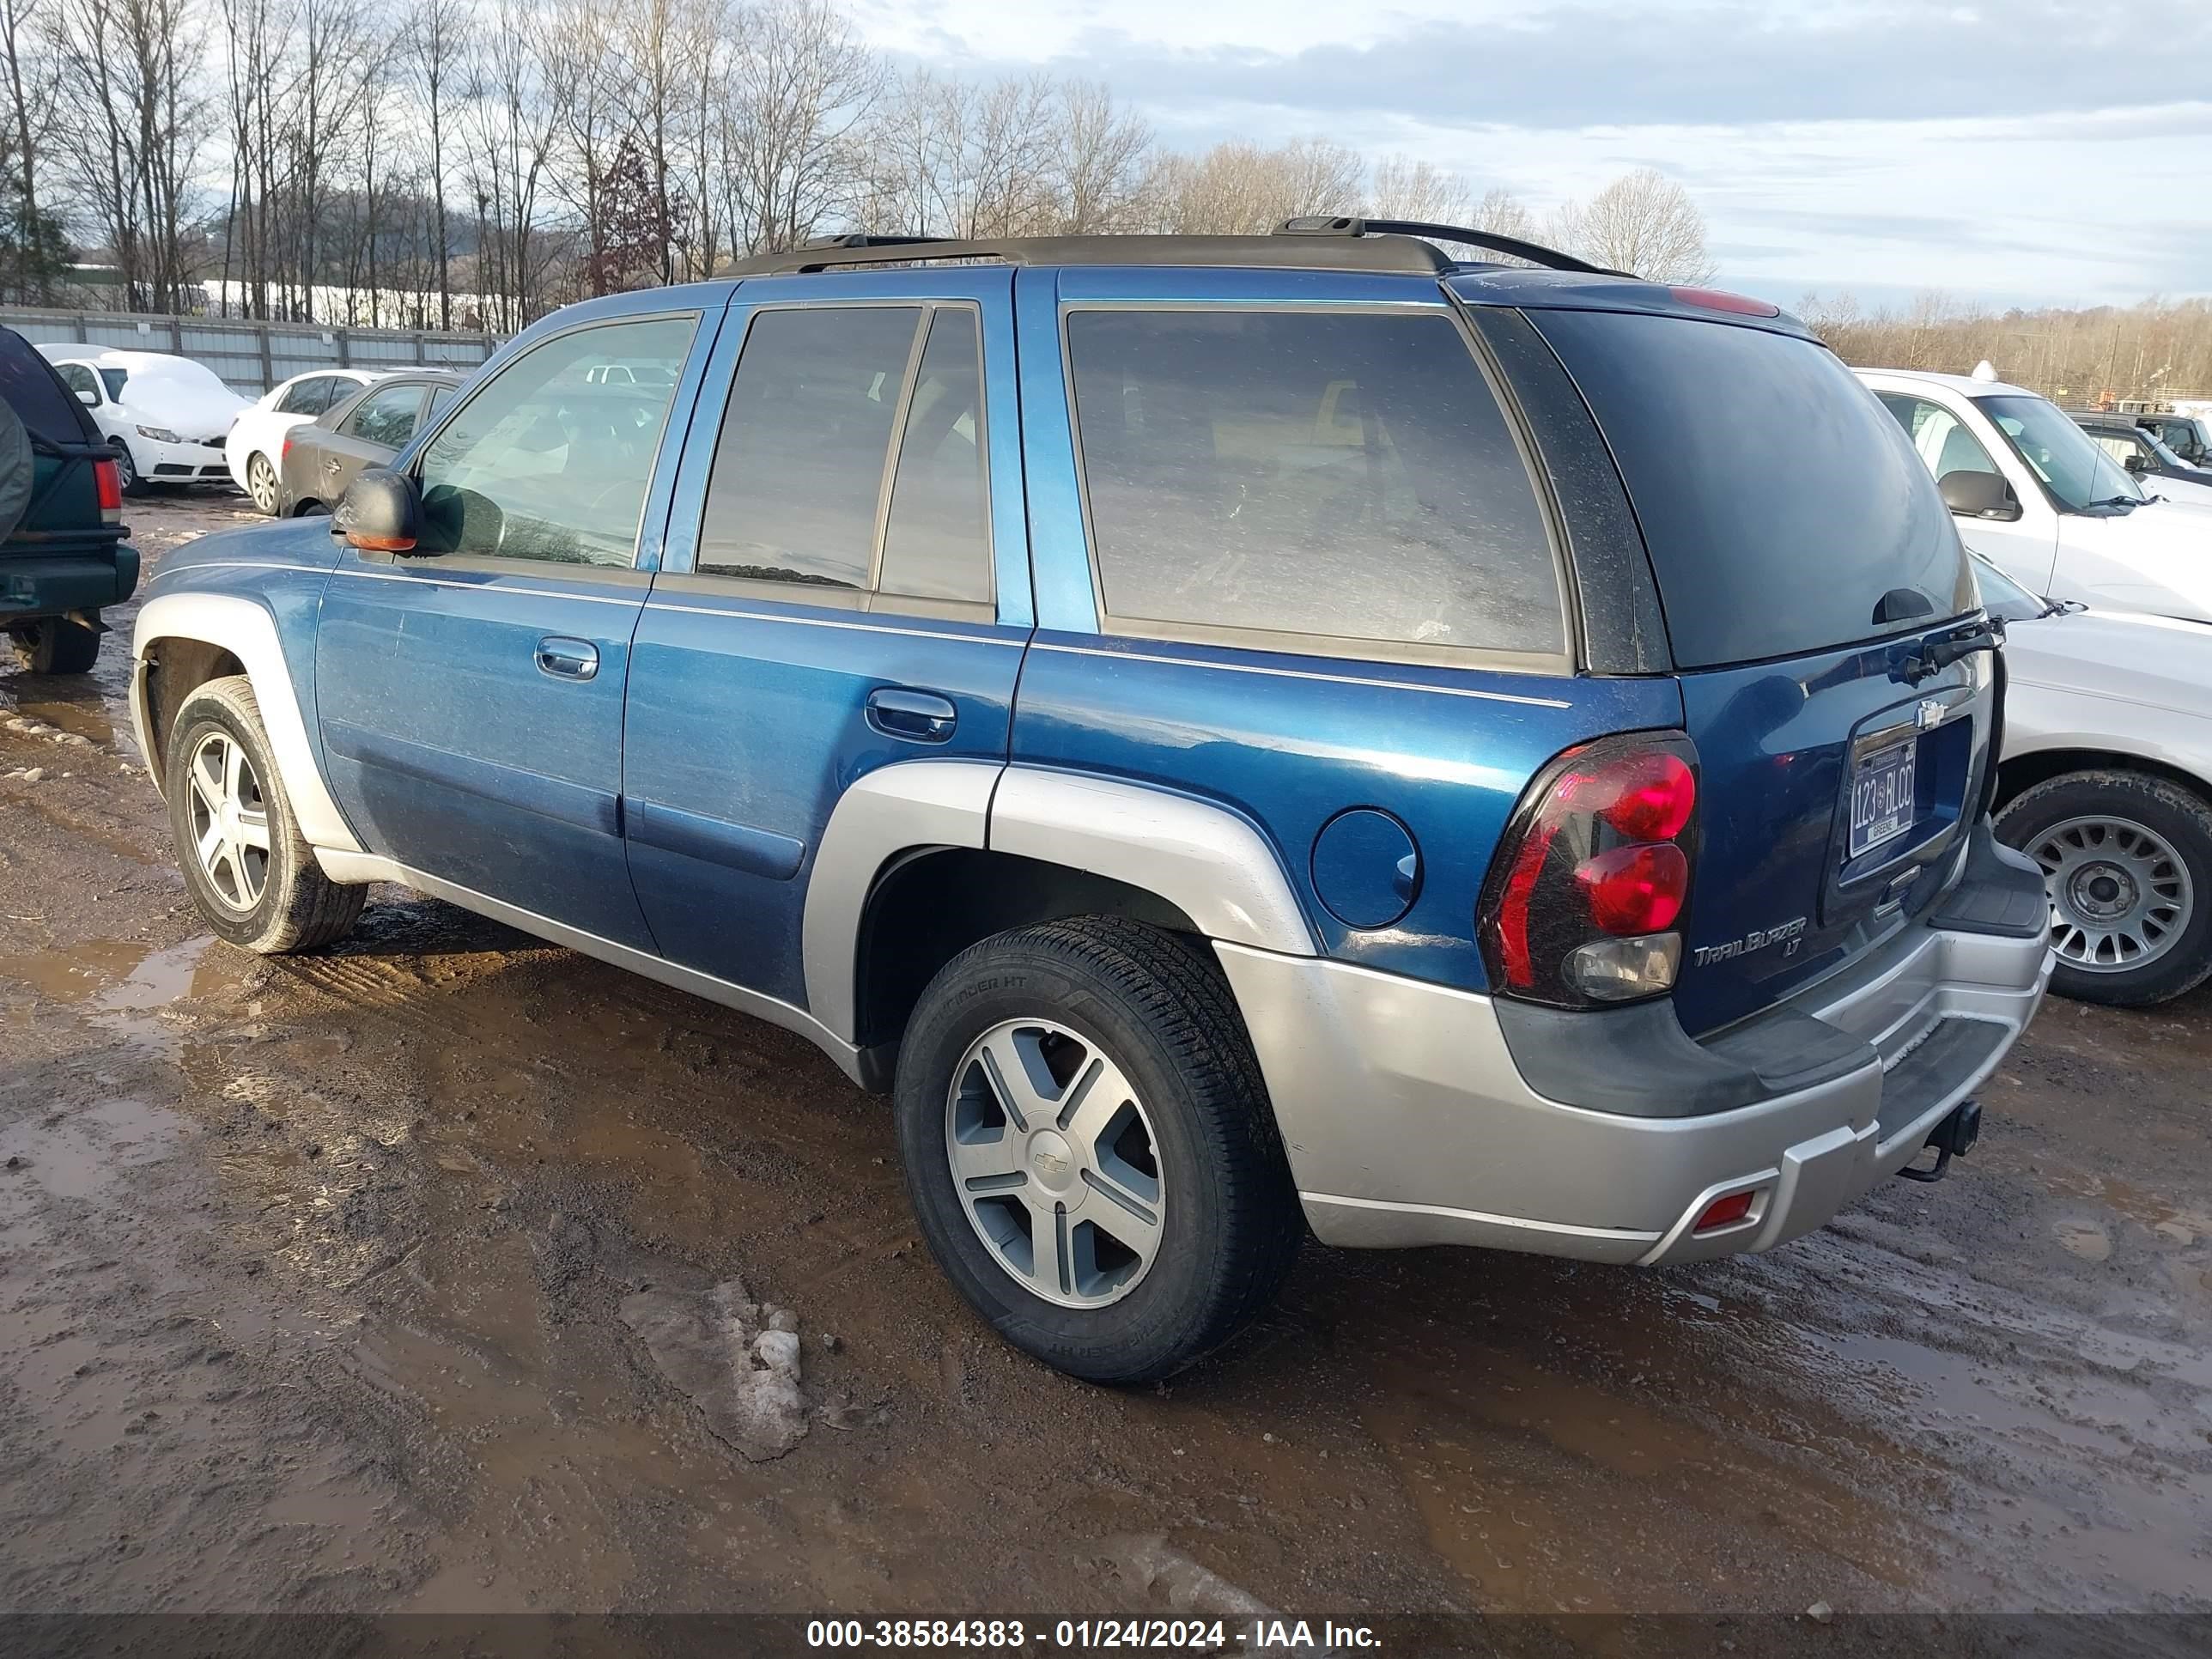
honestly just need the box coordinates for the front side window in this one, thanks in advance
[1065,308,1564,658]
[417,315,697,568]
[1976,394,2143,510]
[343,384,426,447]
[1878,393,2002,484]
[55,362,98,403]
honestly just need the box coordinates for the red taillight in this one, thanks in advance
[1480,732,1700,1007]
[92,456,122,514]
[281,434,293,459]
[1581,750,1696,842]
[1695,1191,1755,1232]
[1669,285,1781,318]
[1576,842,1688,935]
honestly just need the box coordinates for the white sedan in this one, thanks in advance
[38,345,252,495]
[1978,556,2212,1006]
[225,368,388,514]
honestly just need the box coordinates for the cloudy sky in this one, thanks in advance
[849,0,2212,310]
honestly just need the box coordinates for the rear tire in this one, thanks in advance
[894,916,1301,1384]
[1996,769,2212,1006]
[9,616,101,675]
[246,453,280,515]
[165,674,366,953]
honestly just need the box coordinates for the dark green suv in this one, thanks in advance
[0,325,137,674]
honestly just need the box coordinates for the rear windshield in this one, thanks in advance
[1532,309,1974,668]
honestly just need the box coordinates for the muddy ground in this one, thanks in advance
[1,495,2208,1629]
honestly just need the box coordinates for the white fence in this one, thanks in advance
[0,307,500,396]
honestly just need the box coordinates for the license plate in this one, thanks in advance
[1849,738,1917,859]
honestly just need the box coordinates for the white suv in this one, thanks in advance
[1857,368,2212,624]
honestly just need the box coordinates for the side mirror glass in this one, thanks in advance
[332,467,424,554]
[1937,469,2022,524]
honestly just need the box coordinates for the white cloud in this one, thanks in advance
[849,0,2212,305]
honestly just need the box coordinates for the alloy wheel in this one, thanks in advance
[944,1017,1165,1309]
[248,453,278,514]
[185,729,272,912]
[2028,812,2193,975]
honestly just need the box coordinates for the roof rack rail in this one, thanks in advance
[720,223,1632,279]
[724,232,1462,277]
[1275,216,1629,277]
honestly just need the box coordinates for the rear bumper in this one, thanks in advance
[1218,830,2052,1265]
[0,547,141,620]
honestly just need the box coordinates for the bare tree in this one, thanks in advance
[404,0,467,326]
[1551,167,1715,282]
[1054,79,1148,233]
[861,70,1060,240]
[46,0,207,307]
[0,0,58,295]
[1141,137,1364,234]
[1474,186,1535,240]
[462,0,559,327]
[718,0,879,256]
[1365,154,1472,223]
[540,0,630,292]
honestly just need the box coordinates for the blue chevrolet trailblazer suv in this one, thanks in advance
[131,221,2053,1382]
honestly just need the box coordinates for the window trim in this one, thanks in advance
[406,307,705,575]
[687,298,997,611]
[1057,299,1577,677]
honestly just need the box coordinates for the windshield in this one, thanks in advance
[1970,556,2045,623]
[2142,429,2192,469]
[99,368,127,400]
[1976,393,2142,509]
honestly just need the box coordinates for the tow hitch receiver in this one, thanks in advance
[1897,1099,1982,1184]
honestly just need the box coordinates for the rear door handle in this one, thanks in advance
[866,686,957,743]
[536,636,599,681]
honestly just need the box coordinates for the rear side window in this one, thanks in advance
[342,383,425,447]
[699,303,994,605]
[699,306,920,587]
[1534,310,1973,669]
[1877,392,2003,487]
[277,376,335,416]
[1065,309,1564,659]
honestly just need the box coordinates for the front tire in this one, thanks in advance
[112,441,149,498]
[894,917,1300,1384]
[1996,769,2212,1006]
[165,675,366,953]
[8,616,101,674]
[246,453,280,515]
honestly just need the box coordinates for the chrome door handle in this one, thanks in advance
[536,636,599,681]
[866,686,957,743]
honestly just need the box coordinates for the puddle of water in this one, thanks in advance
[0,939,149,1003]
[2055,1219,2114,1262]
[13,698,113,745]
[2038,1169,2212,1241]
[0,1094,185,1201]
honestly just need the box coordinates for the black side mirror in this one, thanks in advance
[2122,451,2149,475]
[1938,469,2022,523]
[332,467,424,554]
